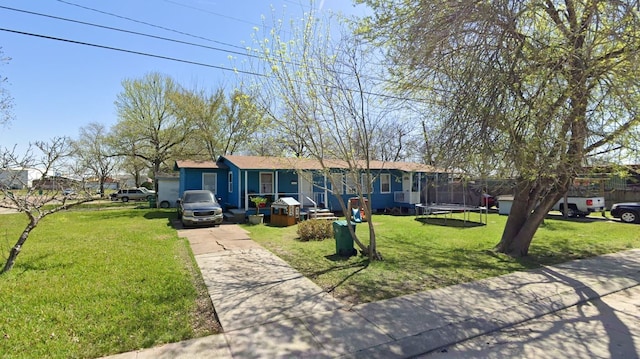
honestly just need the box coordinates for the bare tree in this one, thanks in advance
[0,138,95,274]
[72,122,120,197]
[253,6,408,260]
[0,48,14,127]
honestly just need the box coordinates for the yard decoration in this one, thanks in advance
[250,196,267,214]
[248,196,267,224]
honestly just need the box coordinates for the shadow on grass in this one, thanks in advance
[545,213,609,223]
[13,252,69,274]
[324,253,357,262]
[414,217,485,228]
[143,211,177,220]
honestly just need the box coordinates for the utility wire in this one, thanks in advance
[0,5,257,60]
[0,4,384,83]
[0,5,259,60]
[50,0,392,84]
[0,27,421,103]
[160,0,261,27]
[0,27,264,77]
[55,0,248,51]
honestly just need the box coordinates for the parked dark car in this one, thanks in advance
[481,193,498,208]
[177,190,223,228]
[610,202,640,224]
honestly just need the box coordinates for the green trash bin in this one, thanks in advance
[148,196,157,208]
[333,220,357,257]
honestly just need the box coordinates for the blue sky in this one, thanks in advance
[0,0,368,156]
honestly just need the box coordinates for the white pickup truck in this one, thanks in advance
[551,196,606,217]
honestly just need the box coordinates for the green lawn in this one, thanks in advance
[1,207,637,358]
[0,208,218,359]
[245,212,640,304]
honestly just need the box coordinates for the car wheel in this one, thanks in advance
[620,210,639,224]
[160,201,170,208]
[561,204,576,218]
[121,197,129,202]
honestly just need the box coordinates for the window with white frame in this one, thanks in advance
[228,172,233,193]
[203,173,217,194]
[380,173,391,193]
[345,172,358,194]
[259,172,273,194]
[361,173,373,194]
[329,173,343,194]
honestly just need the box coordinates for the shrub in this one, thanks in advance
[297,220,333,241]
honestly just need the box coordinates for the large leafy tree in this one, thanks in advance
[170,87,265,160]
[253,5,412,261]
[357,0,640,256]
[112,72,191,194]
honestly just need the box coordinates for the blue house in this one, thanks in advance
[174,155,444,216]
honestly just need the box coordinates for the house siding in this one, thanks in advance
[176,157,442,213]
[178,167,229,202]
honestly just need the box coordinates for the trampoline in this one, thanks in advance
[415,203,488,225]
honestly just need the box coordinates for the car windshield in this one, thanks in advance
[184,192,216,204]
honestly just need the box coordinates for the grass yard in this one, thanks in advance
[245,212,640,304]
[0,207,218,359]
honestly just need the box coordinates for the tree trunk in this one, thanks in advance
[495,182,564,257]
[495,204,549,257]
[2,221,36,274]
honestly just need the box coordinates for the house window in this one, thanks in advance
[260,172,273,194]
[346,172,358,194]
[329,173,343,194]
[361,173,373,194]
[203,173,217,194]
[380,173,391,193]
[228,172,233,193]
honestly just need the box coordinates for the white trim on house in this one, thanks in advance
[380,173,391,193]
[346,171,358,194]
[274,171,279,201]
[330,173,344,195]
[244,171,248,210]
[259,172,274,194]
[361,173,374,194]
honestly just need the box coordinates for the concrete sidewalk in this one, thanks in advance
[103,225,640,358]
[420,285,640,358]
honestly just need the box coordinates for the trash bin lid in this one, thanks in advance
[333,220,357,226]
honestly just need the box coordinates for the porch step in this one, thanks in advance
[313,216,339,221]
[307,208,339,221]
[224,209,246,223]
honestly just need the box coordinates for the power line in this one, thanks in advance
[0,5,260,61]
[0,27,265,77]
[55,0,248,51]
[0,4,387,83]
[0,26,421,103]
[161,0,262,27]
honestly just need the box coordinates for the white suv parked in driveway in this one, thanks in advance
[110,188,155,202]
